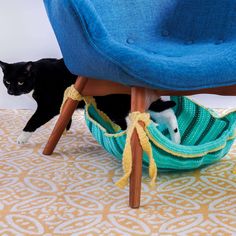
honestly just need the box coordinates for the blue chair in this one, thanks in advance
[43,0,236,208]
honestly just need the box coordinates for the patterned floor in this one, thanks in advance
[0,109,235,236]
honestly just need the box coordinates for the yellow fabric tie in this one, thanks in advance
[115,112,157,189]
[61,85,120,133]
[60,85,84,112]
[60,85,88,135]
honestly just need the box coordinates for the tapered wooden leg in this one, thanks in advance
[129,129,143,208]
[129,87,160,208]
[129,87,146,208]
[43,76,88,155]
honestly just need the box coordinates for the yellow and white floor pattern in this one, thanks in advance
[0,109,235,236]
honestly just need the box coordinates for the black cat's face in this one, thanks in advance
[0,61,35,96]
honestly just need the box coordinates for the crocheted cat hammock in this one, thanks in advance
[63,86,236,187]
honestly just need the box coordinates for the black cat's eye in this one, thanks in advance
[5,81,10,85]
[18,81,24,86]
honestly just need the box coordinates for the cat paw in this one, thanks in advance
[17,132,33,144]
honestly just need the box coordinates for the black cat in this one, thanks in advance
[0,58,180,144]
[0,59,77,143]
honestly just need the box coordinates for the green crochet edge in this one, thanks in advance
[84,96,236,170]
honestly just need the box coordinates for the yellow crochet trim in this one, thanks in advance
[87,102,121,133]
[147,129,236,158]
[115,112,157,189]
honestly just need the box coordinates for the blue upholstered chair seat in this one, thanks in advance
[44,0,236,90]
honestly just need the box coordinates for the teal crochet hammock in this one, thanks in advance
[84,96,236,172]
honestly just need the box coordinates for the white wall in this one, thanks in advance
[0,0,61,109]
[0,0,235,109]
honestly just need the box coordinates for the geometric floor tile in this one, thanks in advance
[0,109,235,236]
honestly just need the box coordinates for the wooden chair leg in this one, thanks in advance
[43,76,88,155]
[129,87,160,208]
[129,87,146,208]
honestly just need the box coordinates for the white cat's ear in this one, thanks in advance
[24,62,33,73]
[0,61,8,71]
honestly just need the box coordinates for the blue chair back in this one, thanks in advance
[44,0,236,89]
[164,0,236,43]
[90,0,236,44]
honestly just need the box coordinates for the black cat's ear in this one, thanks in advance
[149,99,176,112]
[163,101,176,109]
[24,62,33,73]
[0,61,8,71]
